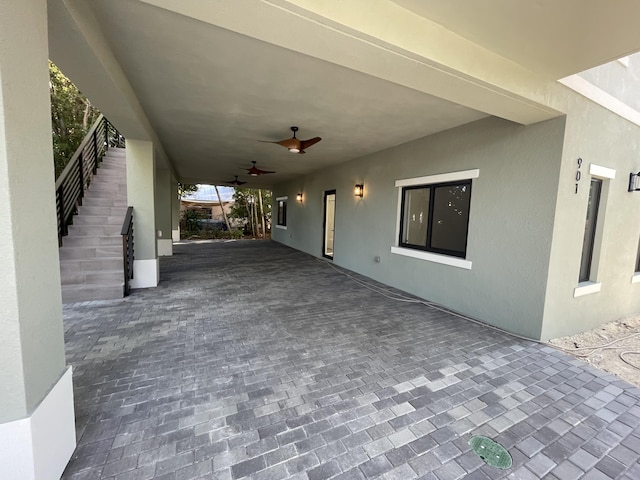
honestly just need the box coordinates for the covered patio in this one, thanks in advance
[62,240,640,479]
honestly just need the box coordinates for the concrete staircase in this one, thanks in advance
[59,148,127,303]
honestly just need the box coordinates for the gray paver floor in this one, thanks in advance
[61,240,640,479]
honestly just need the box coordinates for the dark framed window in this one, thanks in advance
[579,178,602,282]
[636,236,640,273]
[399,180,472,258]
[277,199,287,227]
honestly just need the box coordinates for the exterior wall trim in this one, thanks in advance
[390,246,472,269]
[157,239,173,256]
[573,281,602,297]
[130,258,159,289]
[0,366,75,480]
[394,168,480,188]
[589,163,616,179]
[560,74,640,127]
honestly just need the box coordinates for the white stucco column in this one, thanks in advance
[171,176,180,242]
[0,1,76,478]
[126,140,159,288]
[155,168,173,256]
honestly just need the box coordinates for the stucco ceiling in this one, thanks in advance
[393,0,640,78]
[48,0,640,188]
[89,0,486,186]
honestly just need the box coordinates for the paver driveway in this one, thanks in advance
[62,240,640,479]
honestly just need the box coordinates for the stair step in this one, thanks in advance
[88,182,126,191]
[59,245,121,260]
[58,146,128,302]
[61,235,122,247]
[81,198,128,207]
[78,205,128,216]
[62,283,124,304]
[61,270,123,285]
[85,189,126,199]
[98,166,127,176]
[59,257,122,272]
[67,224,122,236]
[73,215,126,226]
[93,175,125,184]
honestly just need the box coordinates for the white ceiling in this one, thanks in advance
[393,0,640,78]
[89,0,485,186]
[48,0,640,188]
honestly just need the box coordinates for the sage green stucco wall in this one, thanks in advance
[273,116,566,340]
[155,168,172,239]
[0,0,67,423]
[540,93,640,340]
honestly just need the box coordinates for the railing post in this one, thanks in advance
[57,185,66,240]
[92,129,99,174]
[77,152,85,205]
[121,206,134,296]
[105,118,110,151]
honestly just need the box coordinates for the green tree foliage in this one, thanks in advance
[229,188,272,235]
[49,61,99,178]
[178,183,199,198]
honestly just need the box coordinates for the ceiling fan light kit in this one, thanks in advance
[266,126,321,154]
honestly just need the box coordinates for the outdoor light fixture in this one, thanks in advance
[630,172,640,192]
[354,184,364,197]
[296,193,303,202]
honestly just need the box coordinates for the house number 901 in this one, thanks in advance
[575,158,582,194]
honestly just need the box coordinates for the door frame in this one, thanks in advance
[322,189,336,260]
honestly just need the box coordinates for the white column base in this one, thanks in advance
[172,229,180,242]
[130,258,159,289]
[0,366,75,480]
[157,239,173,256]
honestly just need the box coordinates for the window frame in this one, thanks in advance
[275,196,287,229]
[574,163,615,297]
[391,169,478,270]
[398,180,472,258]
[578,178,602,283]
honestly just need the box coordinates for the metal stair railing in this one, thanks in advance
[120,206,134,296]
[55,114,124,246]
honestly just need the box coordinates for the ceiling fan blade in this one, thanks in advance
[273,138,300,149]
[300,137,321,150]
[246,166,276,176]
[225,175,247,185]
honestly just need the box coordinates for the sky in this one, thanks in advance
[183,185,235,202]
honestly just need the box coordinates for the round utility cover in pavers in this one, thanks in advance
[469,435,512,469]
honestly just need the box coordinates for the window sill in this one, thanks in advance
[390,246,472,270]
[573,281,601,297]
[632,273,640,284]
[275,225,287,230]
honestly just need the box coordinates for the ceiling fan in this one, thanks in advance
[224,175,246,186]
[263,126,321,154]
[245,161,275,176]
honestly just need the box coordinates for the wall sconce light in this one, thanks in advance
[630,172,640,192]
[296,193,303,202]
[354,184,364,198]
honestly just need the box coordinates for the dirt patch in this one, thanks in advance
[549,316,640,387]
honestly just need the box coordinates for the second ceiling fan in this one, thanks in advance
[264,126,321,154]
[245,161,275,176]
